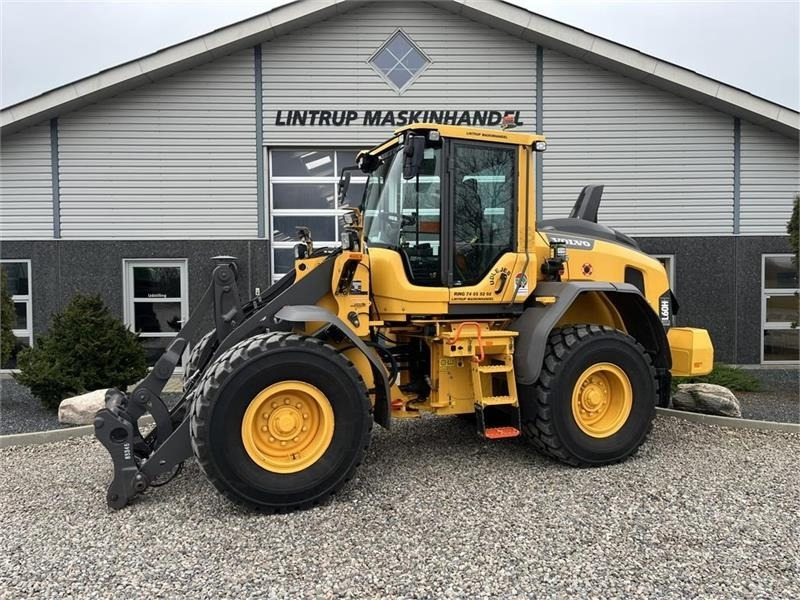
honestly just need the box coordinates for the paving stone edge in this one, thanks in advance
[0,416,155,449]
[1,410,797,449]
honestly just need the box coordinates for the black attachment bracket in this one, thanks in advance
[95,257,240,509]
[211,257,243,342]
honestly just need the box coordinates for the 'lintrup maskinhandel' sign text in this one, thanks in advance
[274,109,523,127]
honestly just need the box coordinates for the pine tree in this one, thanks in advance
[15,294,148,409]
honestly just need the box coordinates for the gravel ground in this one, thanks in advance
[0,378,71,434]
[736,368,799,424]
[0,378,182,435]
[1,416,797,599]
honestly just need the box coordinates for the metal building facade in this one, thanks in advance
[1,0,798,365]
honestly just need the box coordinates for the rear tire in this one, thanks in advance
[519,324,657,466]
[190,332,372,511]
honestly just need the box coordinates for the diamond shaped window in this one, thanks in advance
[369,31,430,93]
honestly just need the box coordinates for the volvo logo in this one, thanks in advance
[547,235,594,250]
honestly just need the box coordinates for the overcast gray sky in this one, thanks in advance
[1,0,798,110]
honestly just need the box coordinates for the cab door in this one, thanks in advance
[446,140,521,304]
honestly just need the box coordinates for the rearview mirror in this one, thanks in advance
[402,135,426,180]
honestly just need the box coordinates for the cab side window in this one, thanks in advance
[452,143,516,285]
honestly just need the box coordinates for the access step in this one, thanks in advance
[475,402,522,441]
[479,395,516,406]
[477,364,513,374]
[483,426,521,439]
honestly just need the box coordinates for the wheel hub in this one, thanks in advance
[242,381,334,473]
[571,363,632,438]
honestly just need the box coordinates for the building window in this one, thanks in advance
[369,30,431,93]
[123,259,188,366]
[0,259,32,370]
[269,149,367,281]
[762,254,799,363]
[653,255,675,291]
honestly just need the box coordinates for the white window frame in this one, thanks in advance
[761,253,799,364]
[652,254,676,292]
[122,259,189,369]
[0,259,32,372]
[267,148,367,282]
[367,28,432,95]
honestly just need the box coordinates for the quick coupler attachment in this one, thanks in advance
[95,388,195,509]
[94,388,147,509]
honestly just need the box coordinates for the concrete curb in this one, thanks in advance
[656,407,800,434]
[0,416,155,449]
[1,409,797,449]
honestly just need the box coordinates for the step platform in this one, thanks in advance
[475,402,522,440]
[483,426,521,439]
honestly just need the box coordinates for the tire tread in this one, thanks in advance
[521,324,657,467]
[190,332,372,512]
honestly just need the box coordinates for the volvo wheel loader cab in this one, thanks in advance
[94,123,714,512]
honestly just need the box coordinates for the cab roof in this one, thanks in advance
[363,123,546,157]
[397,123,546,146]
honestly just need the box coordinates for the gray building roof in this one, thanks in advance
[1,0,798,137]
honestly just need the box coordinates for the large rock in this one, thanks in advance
[672,383,742,418]
[58,389,110,425]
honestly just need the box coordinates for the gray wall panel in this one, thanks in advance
[0,123,54,239]
[4,235,785,364]
[637,237,736,363]
[261,1,537,146]
[638,235,792,364]
[57,51,257,240]
[1,240,270,339]
[740,121,799,235]
[542,49,735,236]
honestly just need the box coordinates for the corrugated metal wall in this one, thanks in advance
[541,49,735,237]
[261,0,536,146]
[0,123,54,240]
[740,121,800,235]
[57,51,257,239]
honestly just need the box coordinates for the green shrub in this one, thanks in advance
[0,271,16,365]
[672,363,762,393]
[15,294,148,409]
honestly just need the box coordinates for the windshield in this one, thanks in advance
[363,144,442,250]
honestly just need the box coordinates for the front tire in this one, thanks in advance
[183,329,217,392]
[190,332,372,511]
[519,324,657,466]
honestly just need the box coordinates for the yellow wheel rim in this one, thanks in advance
[571,363,632,438]
[241,381,334,474]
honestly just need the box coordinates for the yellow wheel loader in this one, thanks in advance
[94,123,713,511]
